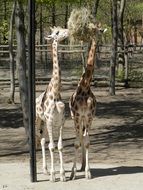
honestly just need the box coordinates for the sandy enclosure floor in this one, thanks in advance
[0,82,143,189]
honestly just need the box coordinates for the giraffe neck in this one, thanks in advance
[52,39,61,79]
[78,39,96,91]
[87,39,96,66]
[48,39,61,97]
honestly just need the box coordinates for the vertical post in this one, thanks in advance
[28,0,37,182]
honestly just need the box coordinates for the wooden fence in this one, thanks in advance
[0,43,88,69]
[0,43,143,81]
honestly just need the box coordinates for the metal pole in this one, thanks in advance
[28,0,37,182]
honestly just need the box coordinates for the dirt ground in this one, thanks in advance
[0,80,143,189]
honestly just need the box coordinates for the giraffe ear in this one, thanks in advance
[50,26,57,32]
[103,28,107,33]
[99,28,107,33]
[44,32,52,41]
[50,27,54,31]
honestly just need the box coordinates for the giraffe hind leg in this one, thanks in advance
[70,121,81,180]
[70,142,79,180]
[84,128,91,179]
[35,116,42,149]
[55,101,66,181]
[80,120,86,171]
[58,124,66,182]
[80,139,86,172]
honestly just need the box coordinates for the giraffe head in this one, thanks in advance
[45,26,69,42]
[91,22,107,42]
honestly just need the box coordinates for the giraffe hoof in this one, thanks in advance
[60,175,66,182]
[85,170,91,179]
[70,173,75,180]
[70,167,77,180]
[43,168,48,175]
[80,165,85,172]
[50,172,56,182]
[70,171,76,180]
[60,171,66,182]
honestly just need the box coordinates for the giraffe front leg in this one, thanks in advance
[58,125,66,182]
[41,138,48,174]
[48,141,56,182]
[70,130,80,180]
[85,147,91,179]
[80,137,86,171]
[46,119,56,182]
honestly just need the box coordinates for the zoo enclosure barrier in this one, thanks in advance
[0,43,143,85]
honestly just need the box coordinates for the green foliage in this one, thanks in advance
[128,71,143,82]
[36,0,82,4]
[117,69,125,82]
[126,1,143,20]
[102,24,112,44]
[96,0,111,25]
[0,0,143,45]
[0,20,9,44]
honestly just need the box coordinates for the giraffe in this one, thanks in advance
[35,26,68,182]
[69,25,106,180]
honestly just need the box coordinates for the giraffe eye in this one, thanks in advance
[56,31,59,35]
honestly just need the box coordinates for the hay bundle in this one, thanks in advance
[68,8,96,41]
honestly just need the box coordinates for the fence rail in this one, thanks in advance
[0,44,143,55]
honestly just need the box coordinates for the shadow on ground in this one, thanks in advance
[0,107,23,128]
[91,166,143,178]
[0,91,143,161]
[97,99,143,120]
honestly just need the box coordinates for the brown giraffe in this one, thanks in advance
[69,25,106,180]
[36,26,68,182]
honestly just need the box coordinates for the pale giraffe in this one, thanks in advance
[35,27,68,182]
[69,25,106,180]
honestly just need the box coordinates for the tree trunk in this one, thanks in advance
[8,1,16,104]
[39,3,43,45]
[15,0,29,138]
[109,0,118,96]
[64,3,69,28]
[117,0,126,80]
[4,0,7,20]
[3,0,7,42]
[39,3,43,65]
[93,0,100,17]
[51,2,56,27]
[92,0,101,68]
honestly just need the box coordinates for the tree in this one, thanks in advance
[117,0,126,80]
[109,0,118,95]
[8,1,16,104]
[15,0,29,137]
[92,0,100,17]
